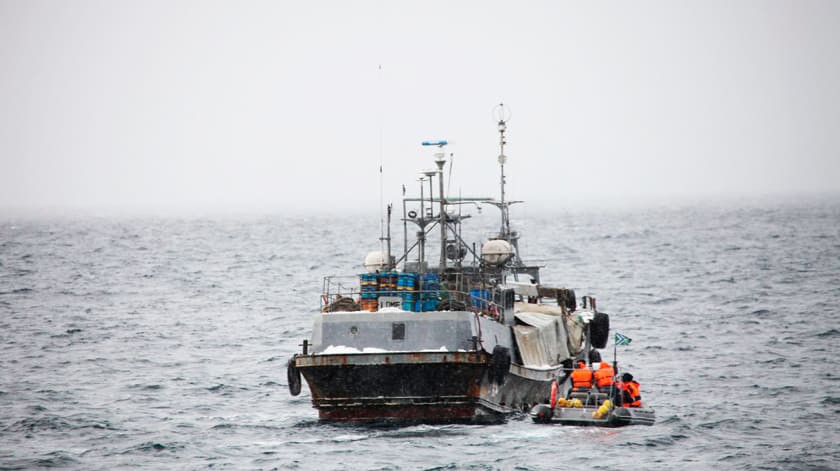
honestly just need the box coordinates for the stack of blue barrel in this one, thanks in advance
[397,272,418,311]
[420,273,440,311]
[360,273,379,311]
[469,289,491,311]
[378,271,398,298]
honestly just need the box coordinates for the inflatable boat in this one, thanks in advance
[530,398,655,427]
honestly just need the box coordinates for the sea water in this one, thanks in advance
[1,199,838,470]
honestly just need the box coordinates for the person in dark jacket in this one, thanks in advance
[618,372,642,407]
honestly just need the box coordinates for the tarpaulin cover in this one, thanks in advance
[513,311,572,367]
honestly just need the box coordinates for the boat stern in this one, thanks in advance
[295,350,492,422]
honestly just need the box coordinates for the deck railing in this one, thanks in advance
[320,274,505,320]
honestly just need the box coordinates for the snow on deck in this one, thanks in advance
[318,345,456,355]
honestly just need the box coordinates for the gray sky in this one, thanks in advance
[1,0,838,214]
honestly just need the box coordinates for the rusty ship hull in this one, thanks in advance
[295,349,560,423]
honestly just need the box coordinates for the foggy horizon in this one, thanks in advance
[2,1,839,216]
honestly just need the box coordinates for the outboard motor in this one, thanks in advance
[530,404,554,423]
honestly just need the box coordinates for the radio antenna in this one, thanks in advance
[378,65,385,256]
[493,103,512,238]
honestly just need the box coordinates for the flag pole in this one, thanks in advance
[611,333,618,406]
[613,333,618,375]
[612,332,632,405]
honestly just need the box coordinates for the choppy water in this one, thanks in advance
[1,200,839,470]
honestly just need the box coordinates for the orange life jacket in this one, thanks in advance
[570,365,593,391]
[593,362,614,388]
[620,381,642,407]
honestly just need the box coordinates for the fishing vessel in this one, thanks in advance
[287,105,612,422]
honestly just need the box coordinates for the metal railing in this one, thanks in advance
[320,274,505,320]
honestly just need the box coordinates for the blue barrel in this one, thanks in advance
[398,272,418,289]
[421,273,439,285]
[360,273,380,301]
[398,273,417,306]
[378,271,397,297]
[420,273,440,308]
[470,289,491,310]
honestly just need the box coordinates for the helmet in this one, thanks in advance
[622,373,633,382]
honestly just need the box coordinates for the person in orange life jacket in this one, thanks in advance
[570,360,593,392]
[618,372,642,407]
[593,361,615,390]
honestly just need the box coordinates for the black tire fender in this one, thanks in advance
[590,312,610,349]
[489,345,511,385]
[287,356,302,396]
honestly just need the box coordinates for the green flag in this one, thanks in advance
[615,332,632,346]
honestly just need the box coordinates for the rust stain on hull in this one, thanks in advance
[295,351,485,368]
[295,351,556,423]
[319,404,480,422]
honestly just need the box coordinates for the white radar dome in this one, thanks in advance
[481,240,514,266]
[364,251,388,272]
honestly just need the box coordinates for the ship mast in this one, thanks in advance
[435,151,447,274]
[491,103,523,268]
[421,140,449,274]
[496,103,511,239]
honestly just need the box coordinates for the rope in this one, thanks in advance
[324,295,361,312]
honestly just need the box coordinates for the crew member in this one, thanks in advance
[555,358,573,386]
[618,372,642,407]
[593,361,615,390]
[570,360,593,392]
